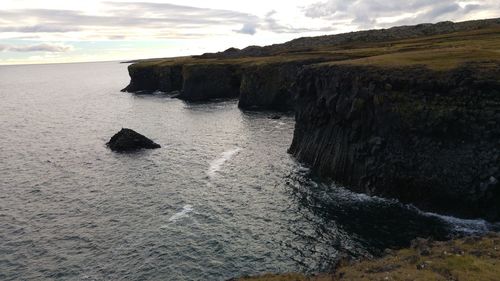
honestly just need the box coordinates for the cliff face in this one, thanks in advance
[122,64,183,93]
[238,62,302,111]
[289,63,500,220]
[179,64,241,101]
[122,61,300,109]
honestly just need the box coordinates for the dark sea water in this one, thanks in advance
[0,61,497,281]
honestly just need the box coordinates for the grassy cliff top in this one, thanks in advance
[325,27,500,70]
[130,19,500,72]
[236,233,500,281]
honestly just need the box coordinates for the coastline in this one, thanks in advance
[121,18,500,221]
[235,233,500,281]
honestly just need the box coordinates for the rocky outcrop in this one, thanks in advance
[238,62,302,111]
[289,63,500,221]
[107,128,161,152]
[122,63,183,93]
[178,64,241,101]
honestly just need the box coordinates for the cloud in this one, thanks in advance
[0,43,74,52]
[0,2,334,40]
[0,2,260,38]
[260,10,333,34]
[234,23,258,35]
[0,25,79,33]
[303,0,500,28]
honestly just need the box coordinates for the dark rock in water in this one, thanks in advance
[107,128,161,152]
[269,115,281,120]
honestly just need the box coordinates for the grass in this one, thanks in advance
[130,27,500,71]
[236,233,500,281]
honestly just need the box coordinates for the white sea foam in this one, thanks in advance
[422,211,490,234]
[332,184,493,234]
[207,147,241,178]
[168,204,194,222]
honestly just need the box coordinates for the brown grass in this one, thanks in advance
[236,234,500,281]
[132,26,500,72]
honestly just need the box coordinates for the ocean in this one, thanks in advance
[0,61,495,280]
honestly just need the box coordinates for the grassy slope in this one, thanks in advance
[132,27,500,71]
[237,234,500,281]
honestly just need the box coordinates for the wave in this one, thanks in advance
[207,147,241,178]
[318,183,497,235]
[168,204,194,222]
[421,211,493,235]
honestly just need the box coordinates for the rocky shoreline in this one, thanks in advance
[121,18,500,221]
[234,233,500,281]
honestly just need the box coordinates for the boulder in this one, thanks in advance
[107,128,161,152]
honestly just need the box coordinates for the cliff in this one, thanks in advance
[121,18,500,220]
[122,55,334,109]
[289,62,500,220]
[179,63,241,101]
[122,63,183,93]
[239,61,309,111]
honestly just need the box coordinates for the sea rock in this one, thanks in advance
[107,128,161,152]
[269,115,281,120]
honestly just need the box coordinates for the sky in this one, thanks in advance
[0,0,499,65]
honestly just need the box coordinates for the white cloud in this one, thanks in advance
[0,43,74,52]
[234,23,258,35]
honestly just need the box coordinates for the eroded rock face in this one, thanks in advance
[238,62,301,112]
[122,64,183,93]
[289,63,500,221]
[107,128,161,152]
[178,64,241,101]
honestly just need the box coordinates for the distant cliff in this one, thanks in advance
[122,58,322,111]
[121,18,500,221]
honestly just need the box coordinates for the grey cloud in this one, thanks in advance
[107,35,126,40]
[303,0,500,28]
[0,1,333,40]
[0,3,259,30]
[262,10,329,33]
[465,4,482,12]
[235,9,327,35]
[0,24,79,33]
[0,43,73,52]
